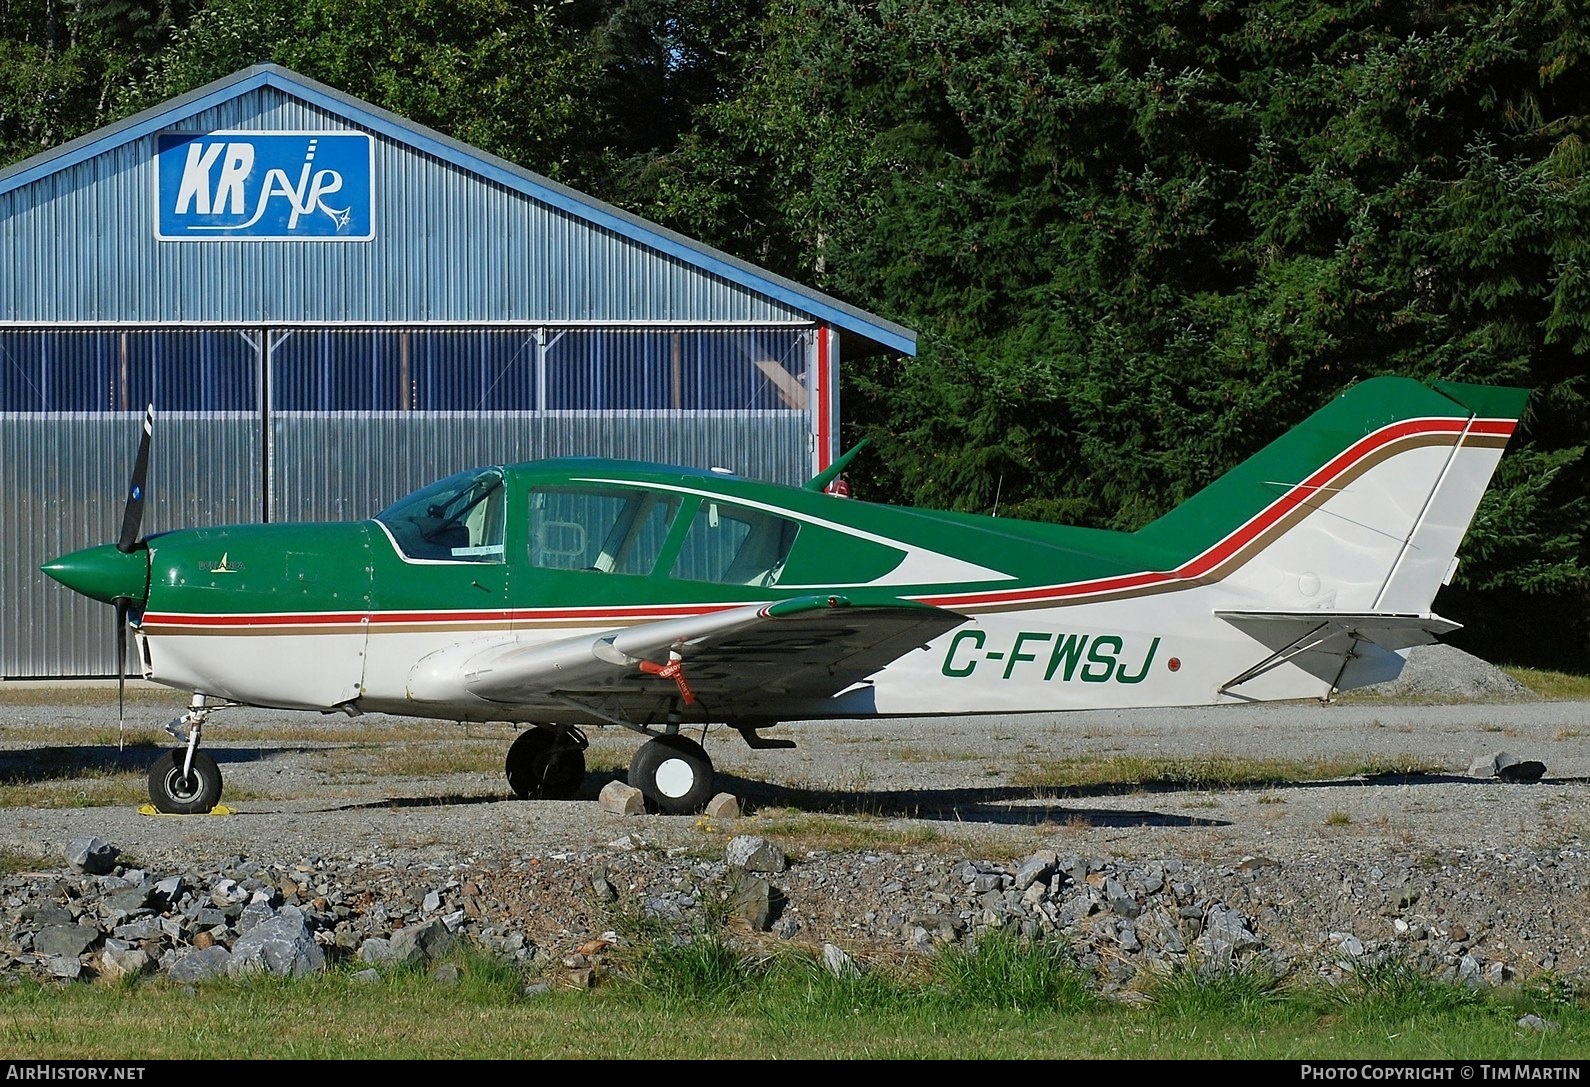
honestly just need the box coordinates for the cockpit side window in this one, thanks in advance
[670,501,800,586]
[375,468,505,563]
[528,487,681,575]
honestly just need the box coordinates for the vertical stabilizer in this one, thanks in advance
[1137,377,1529,617]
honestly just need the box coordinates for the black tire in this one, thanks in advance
[148,749,223,815]
[505,728,587,800]
[627,735,714,815]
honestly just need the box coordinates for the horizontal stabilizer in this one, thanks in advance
[1215,609,1460,652]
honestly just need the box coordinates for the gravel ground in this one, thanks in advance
[2,647,1588,987]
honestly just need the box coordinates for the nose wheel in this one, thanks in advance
[147,749,223,814]
[627,734,714,814]
[146,696,224,814]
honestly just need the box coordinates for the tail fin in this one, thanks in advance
[1138,376,1529,619]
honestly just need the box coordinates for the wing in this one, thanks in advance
[407,594,965,720]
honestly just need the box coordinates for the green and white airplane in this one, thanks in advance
[43,376,1528,816]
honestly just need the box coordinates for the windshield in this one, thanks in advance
[375,467,506,562]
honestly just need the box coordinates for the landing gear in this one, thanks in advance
[147,695,222,814]
[505,726,588,800]
[148,750,222,814]
[627,734,714,815]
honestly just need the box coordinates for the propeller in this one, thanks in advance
[118,404,154,554]
[113,405,154,749]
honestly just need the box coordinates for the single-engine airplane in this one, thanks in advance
[43,376,1528,816]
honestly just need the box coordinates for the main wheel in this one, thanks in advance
[148,750,223,815]
[505,728,587,800]
[627,735,714,815]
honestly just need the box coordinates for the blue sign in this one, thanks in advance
[155,132,374,241]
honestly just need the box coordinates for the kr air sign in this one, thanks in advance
[154,132,374,241]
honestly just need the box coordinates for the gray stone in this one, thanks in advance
[23,904,74,927]
[227,906,325,978]
[110,917,162,942]
[152,876,184,906]
[1015,851,1058,892]
[65,838,118,876]
[822,943,858,978]
[388,919,454,966]
[729,871,776,932]
[236,901,275,933]
[47,956,82,979]
[1197,904,1259,967]
[33,924,97,958]
[1496,754,1546,783]
[725,835,787,874]
[357,937,395,965]
[99,946,152,980]
[102,886,151,918]
[167,946,231,982]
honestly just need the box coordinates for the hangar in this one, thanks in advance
[0,63,914,678]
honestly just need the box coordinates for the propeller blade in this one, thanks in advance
[114,597,129,752]
[116,404,154,554]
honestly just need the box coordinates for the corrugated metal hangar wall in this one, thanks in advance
[0,64,915,678]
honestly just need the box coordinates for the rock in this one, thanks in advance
[1467,751,1544,780]
[167,946,231,982]
[100,946,152,980]
[725,835,786,874]
[388,919,454,966]
[227,906,325,978]
[1,827,1588,999]
[1496,753,1546,783]
[728,871,780,932]
[358,937,395,965]
[65,838,118,876]
[34,925,98,959]
[1015,851,1057,892]
[822,943,858,978]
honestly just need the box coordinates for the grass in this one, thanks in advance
[735,810,949,852]
[1500,667,1590,701]
[0,934,1584,1060]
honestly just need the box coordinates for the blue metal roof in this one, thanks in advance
[0,64,915,356]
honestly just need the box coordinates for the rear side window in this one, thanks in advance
[671,501,799,586]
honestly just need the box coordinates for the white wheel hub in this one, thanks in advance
[655,757,695,798]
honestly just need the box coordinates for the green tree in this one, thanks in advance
[0,0,192,166]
